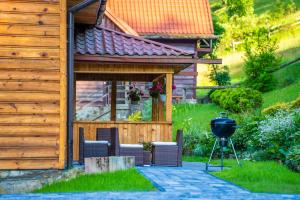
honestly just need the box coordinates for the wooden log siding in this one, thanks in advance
[73,121,172,161]
[0,1,67,169]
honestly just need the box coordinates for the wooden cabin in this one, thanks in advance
[0,0,220,169]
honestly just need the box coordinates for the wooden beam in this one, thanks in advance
[75,63,176,74]
[75,55,195,65]
[197,58,222,64]
[76,73,158,82]
[165,73,172,122]
[111,80,116,121]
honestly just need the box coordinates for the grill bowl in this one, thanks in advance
[211,118,236,138]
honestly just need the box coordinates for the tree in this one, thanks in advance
[226,0,254,18]
[208,52,231,86]
[243,27,280,92]
[209,65,231,86]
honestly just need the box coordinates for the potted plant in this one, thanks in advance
[127,84,143,104]
[149,80,176,102]
[149,81,163,100]
[142,142,152,165]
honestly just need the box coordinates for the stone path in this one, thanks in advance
[0,162,299,200]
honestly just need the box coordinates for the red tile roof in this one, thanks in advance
[75,26,194,56]
[106,0,214,38]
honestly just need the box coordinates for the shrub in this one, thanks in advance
[243,27,280,92]
[290,96,300,110]
[209,64,231,86]
[232,112,263,152]
[256,110,299,161]
[183,126,214,156]
[210,88,262,113]
[262,102,289,116]
[286,145,300,172]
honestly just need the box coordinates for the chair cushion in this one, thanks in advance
[151,142,177,146]
[85,140,110,145]
[120,144,143,148]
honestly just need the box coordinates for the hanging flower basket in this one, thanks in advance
[127,84,143,103]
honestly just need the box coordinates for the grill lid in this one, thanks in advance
[211,113,237,138]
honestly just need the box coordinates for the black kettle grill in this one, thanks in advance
[206,112,240,171]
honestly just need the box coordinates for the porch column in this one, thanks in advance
[166,73,173,122]
[111,80,117,121]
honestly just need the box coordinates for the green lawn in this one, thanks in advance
[183,156,300,194]
[262,62,300,108]
[33,169,155,193]
[173,103,223,135]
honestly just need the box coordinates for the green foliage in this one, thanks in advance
[128,111,142,121]
[34,169,155,193]
[142,142,152,151]
[290,96,300,110]
[271,0,297,19]
[232,112,263,152]
[253,109,300,162]
[262,96,300,114]
[142,99,152,121]
[262,102,290,115]
[286,145,300,172]
[244,27,281,92]
[225,0,254,18]
[210,88,263,113]
[183,125,214,156]
[212,14,225,36]
[209,64,231,86]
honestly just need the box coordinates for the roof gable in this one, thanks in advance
[106,0,214,38]
[68,0,215,38]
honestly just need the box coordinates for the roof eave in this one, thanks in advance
[142,34,219,40]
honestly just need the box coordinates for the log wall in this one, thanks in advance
[0,0,67,169]
[73,121,172,161]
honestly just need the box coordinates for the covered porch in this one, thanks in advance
[72,26,196,161]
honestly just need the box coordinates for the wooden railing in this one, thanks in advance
[73,121,172,161]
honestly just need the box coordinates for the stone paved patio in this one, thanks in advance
[0,162,299,200]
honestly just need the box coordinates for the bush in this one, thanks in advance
[183,126,214,156]
[210,88,262,113]
[209,64,231,86]
[290,96,300,110]
[232,112,263,152]
[256,110,299,161]
[286,145,300,172]
[243,27,280,92]
[262,102,289,116]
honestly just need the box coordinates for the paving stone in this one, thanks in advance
[0,162,299,200]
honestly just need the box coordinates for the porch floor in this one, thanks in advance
[1,162,299,200]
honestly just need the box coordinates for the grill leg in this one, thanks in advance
[229,138,240,166]
[206,138,218,171]
[221,144,224,170]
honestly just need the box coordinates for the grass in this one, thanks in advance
[183,156,300,194]
[262,62,300,108]
[33,169,155,193]
[173,103,223,135]
[254,0,300,15]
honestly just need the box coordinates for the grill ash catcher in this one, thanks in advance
[206,112,240,171]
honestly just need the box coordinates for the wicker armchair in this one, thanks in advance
[79,127,110,165]
[111,128,144,166]
[119,144,144,166]
[151,129,183,166]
